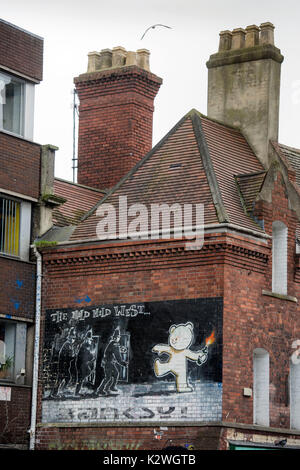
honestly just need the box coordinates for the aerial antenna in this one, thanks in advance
[72,88,79,183]
[140,24,172,40]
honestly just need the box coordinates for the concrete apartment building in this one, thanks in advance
[1,18,300,450]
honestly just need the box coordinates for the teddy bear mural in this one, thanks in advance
[152,322,214,393]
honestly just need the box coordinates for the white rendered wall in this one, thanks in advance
[253,348,269,426]
[19,201,31,261]
[272,221,288,295]
[24,82,35,140]
[290,351,300,430]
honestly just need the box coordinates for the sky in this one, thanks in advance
[1,0,300,181]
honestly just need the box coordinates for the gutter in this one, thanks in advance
[43,222,271,249]
[29,246,42,450]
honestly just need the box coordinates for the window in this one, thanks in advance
[0,71,24,136]
[0,196,21,257]
[253,348,269,426]
[0,320,28,384]
[0,195,31,260]
[0,320,16,381]
[272,221,288,295]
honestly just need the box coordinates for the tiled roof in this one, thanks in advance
[278,143,300,187]
[297,223,300,245]
[52,178,105,227]
[235,172,266,215]
[200,115,265,230]
[69,110,265,242]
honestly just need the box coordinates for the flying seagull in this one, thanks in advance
[141,24,172,40]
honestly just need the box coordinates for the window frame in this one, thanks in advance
[0,70,25,137]
[0,194,32,261]
[0,194,21,258]
[0,319,16,382]
[0,318,28,385]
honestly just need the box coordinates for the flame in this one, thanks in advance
[205,331,215,346]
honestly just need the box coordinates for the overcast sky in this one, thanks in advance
[1,0,300,181]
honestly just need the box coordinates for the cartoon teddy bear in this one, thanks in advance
[152,322,208,393]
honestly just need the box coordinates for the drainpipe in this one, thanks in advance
[29,246,42,450]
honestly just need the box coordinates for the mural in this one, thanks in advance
[153,322,213,393]
[42,298,222,423]
[97,327,129,396]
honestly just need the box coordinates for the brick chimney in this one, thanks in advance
[74,47,162,190]
[206,22,284,168]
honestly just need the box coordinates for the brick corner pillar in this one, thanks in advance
[74,47,162,190]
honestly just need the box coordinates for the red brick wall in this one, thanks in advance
[0,256,35,447]
[34,232,265,449]
[0,132,41,200]
[36,424,300,450]
[0,19,43,82]
[36,424,219,450]
[222,172,300,428]
[34,201,299,448]
[222,264,299,428]
[75,66,162,190]
[0,385,31,445]
[0,257,36,321]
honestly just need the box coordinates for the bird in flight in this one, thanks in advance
[141,24,172,40]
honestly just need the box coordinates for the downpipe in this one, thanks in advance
[29,246,42,450]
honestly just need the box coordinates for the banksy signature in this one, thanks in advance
[56,406,189,422]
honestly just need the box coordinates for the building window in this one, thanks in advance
[0,320,16,381]
[253,348,269,426]
[0,196,20,257]
[0,195,31,260]
[0,320,28,384]
[0,71,24,136]
[272,221,288,295]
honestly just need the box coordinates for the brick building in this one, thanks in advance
[0,18,59,448]
[32,22,300,450]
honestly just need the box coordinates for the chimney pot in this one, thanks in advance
[112,46,127,68]
[125,51,137,66]
[218,30,232,51]
[231,28,246,49]
[245,25,260,48]
[260,22,275,45]
[207,22,283,168]
[75,47,162,190]
[99,49,112,69]
[87,51,101,73]
[137,49,150,71]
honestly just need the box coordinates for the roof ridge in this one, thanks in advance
[271,141,297,175]
[190,112,230,224]
[54,177,107,194]
[278,142,300,154]
[235,170,266,178]
[189,109,246,134]
[74,108,233,229]
[77,110,195,225]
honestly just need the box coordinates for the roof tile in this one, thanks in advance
[52,178,105,227]
[70,110,266,242]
